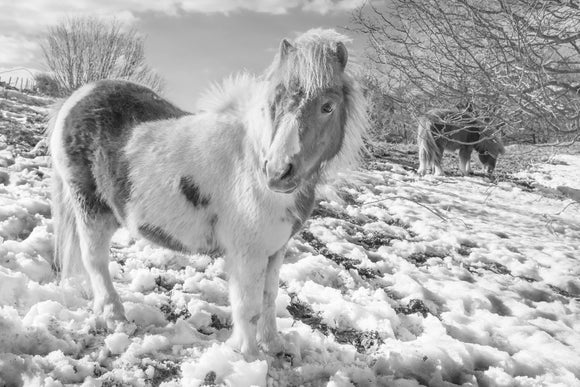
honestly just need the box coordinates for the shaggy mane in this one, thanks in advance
[266,28,351,97]
[196,73,257,114]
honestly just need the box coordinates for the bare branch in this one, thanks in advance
[352,0,580,143]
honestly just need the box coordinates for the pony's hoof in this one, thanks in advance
[268,350,296,368]
[98,302,127,330]
[259,334,285,355]
[94,314,127,332]
[104,314,128,331]
[115,320,137,335]
[272,336,302,366]
[226,336,262,361]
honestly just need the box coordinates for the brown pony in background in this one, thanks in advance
[417,108,505,176]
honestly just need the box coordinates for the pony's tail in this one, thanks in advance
[48,104,83,280]
[417,116,441,171]
[51,166,82,280]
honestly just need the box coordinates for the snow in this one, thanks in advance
[516,154,580,190]
[105,332,131,355]
[181,343,268,387]
[1,96,580,385]
[515,153,580,203]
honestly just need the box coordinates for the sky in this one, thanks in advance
[0,0,368,111]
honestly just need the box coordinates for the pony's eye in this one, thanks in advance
[321,102,334,114]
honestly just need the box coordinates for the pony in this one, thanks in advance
[48,29,367,359]
[416,108,505,176]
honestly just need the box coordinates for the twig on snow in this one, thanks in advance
[362,195,448,222]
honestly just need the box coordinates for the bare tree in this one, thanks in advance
[361,72,415,144]
[40,16,164,95]
[352,0,580,144]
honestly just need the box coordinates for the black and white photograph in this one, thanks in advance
[0,1,579,386]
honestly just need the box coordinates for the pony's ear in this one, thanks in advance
[279,39,295,59]
[336,42,348,70]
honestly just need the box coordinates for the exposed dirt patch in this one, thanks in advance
[405,251,446,266]
[141,360,181,387]
[159,301,191,323]
[299,229,379,279]
[287,293,384,353]
[394,299,433,318]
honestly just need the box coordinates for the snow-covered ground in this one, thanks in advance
[1,133,579,387]
[515,153,580,203]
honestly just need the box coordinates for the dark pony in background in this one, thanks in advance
[48,29,367,359]
[417,108,505,176]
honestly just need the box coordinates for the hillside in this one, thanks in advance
[0,89,579,387]
[0,88,51,157]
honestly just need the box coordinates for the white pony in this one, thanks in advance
[48,29,368,358]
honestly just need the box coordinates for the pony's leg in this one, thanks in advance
[433,146,445,176]
[75,208,125,324]
[258,248,285,353]
[226,252,267,359]
[432,158,444,176]
[417,151,427,176]
[458,146,473,176]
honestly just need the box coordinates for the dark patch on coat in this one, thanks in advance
[267,81,347,185]
[291,218,305,237]
[70,179,114,217]
[112,156,132,218]
[427,109,487,154]
[204,214,224,257]
[60,80,190,221]
[269,84,286,123]
[180,176,210,207]
[206,214,218,246]
[297,85,347,172]
[138,224,189,253]
[289,181,317,236]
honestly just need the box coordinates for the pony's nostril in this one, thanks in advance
[263,160,269,175]
[280,163,294,181]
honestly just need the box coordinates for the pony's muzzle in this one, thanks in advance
[264,160,298,193]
